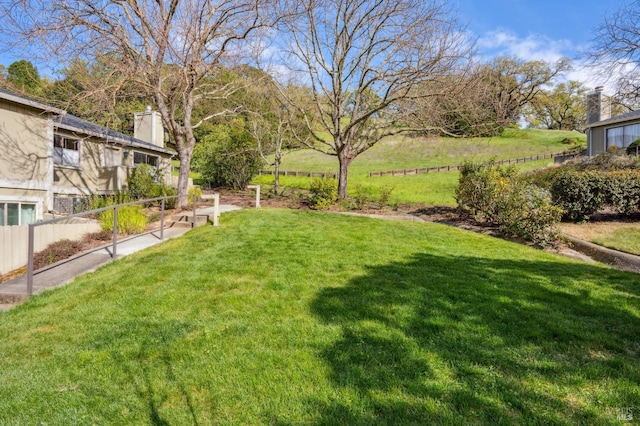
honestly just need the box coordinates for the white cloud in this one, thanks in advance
[477,29,574,63]
[475,29,617,91]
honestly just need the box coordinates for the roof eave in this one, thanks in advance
[55,122,175,156]
[586,113,640,129]
[0,90,66,115]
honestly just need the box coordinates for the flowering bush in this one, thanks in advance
[457,161,562,246]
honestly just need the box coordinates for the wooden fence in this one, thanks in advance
[257,150,584,180]
[258,170,338,179]
[367,150,583,177]
[1,220,101,277]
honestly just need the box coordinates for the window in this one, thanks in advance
[133,152,159,168]
[0,202,36,226]
[606,123,640,149]
[54,135,80,167]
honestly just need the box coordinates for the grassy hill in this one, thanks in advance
[0,209,637,424]
[253,128,586,205]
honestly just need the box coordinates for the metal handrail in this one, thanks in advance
[26,195,184,295]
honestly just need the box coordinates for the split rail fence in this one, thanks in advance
[258,150,583,179]
[367,150,583,177]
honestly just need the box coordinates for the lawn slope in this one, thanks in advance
[254,129,586,205]
[0,209,637,425]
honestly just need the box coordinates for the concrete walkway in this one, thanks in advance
[0,205,241,310]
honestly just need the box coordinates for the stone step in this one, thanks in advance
[168,213,210,228]
[0,293,28,305]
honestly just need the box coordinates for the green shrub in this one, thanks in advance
[456,160,518,222]
[188,186,203,204]
[128,164,160,199]
[626,139,640,156]
[549,168,640,221]
[99,205,148,235]
[607,170,640,215]
[352,185,372,210]
[551,171,606,222]
[160,185,177,209]
[192,124,263,190]
[88,192,133,211]
[457,161,561,246]
[309,177,338,210]
[378,185,394,206]
[495,183,563,247]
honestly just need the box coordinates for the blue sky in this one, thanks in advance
[0,0,628,87]
[456,0,627,88]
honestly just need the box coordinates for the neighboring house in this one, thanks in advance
[0,89,174,225]
[586,87,640,155]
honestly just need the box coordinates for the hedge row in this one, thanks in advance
[551,169,640,221]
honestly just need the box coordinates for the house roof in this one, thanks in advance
[56,113,174,156]
[0,88,65,115]
[586,109,640,129]
[0,88,174,156]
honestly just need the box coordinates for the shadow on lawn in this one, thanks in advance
[103,319,199,426]
[307,254,640,425]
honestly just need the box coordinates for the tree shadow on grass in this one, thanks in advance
[307,254,640,425]
[91,319,200,425]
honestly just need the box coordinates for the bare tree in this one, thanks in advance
[588,2,640,109]
[401,64,505,138]
[278,0,471,198]
[246,81,310,194]
[1,0,274,208]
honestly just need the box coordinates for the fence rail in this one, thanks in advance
[22,195,185,295]
[367,150,583,177]
[258,150,583,180]
[258,170,337,179]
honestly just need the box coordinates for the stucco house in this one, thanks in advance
[0,89,174,226]
[585,87,640,156]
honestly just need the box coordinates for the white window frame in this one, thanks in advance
[53,134,81,168]
[606,122,640,150]
[0,199,40,226]
[133,151,160,168]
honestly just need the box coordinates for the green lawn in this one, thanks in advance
[254,129,585,206]
[594,228,640,255]
[254,158,560,206]
[561,222,640,256]
[1,209,638,424]
[272,128,585,175]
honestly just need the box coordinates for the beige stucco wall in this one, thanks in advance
[0,100,50,184]
[52,131,103,195]
[51,136,172,194]
[0,187,46,199]
[134,110,164,148]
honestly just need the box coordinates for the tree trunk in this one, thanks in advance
[176,149,192,209]
[274,156,281,195]
[337,153,351,199]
